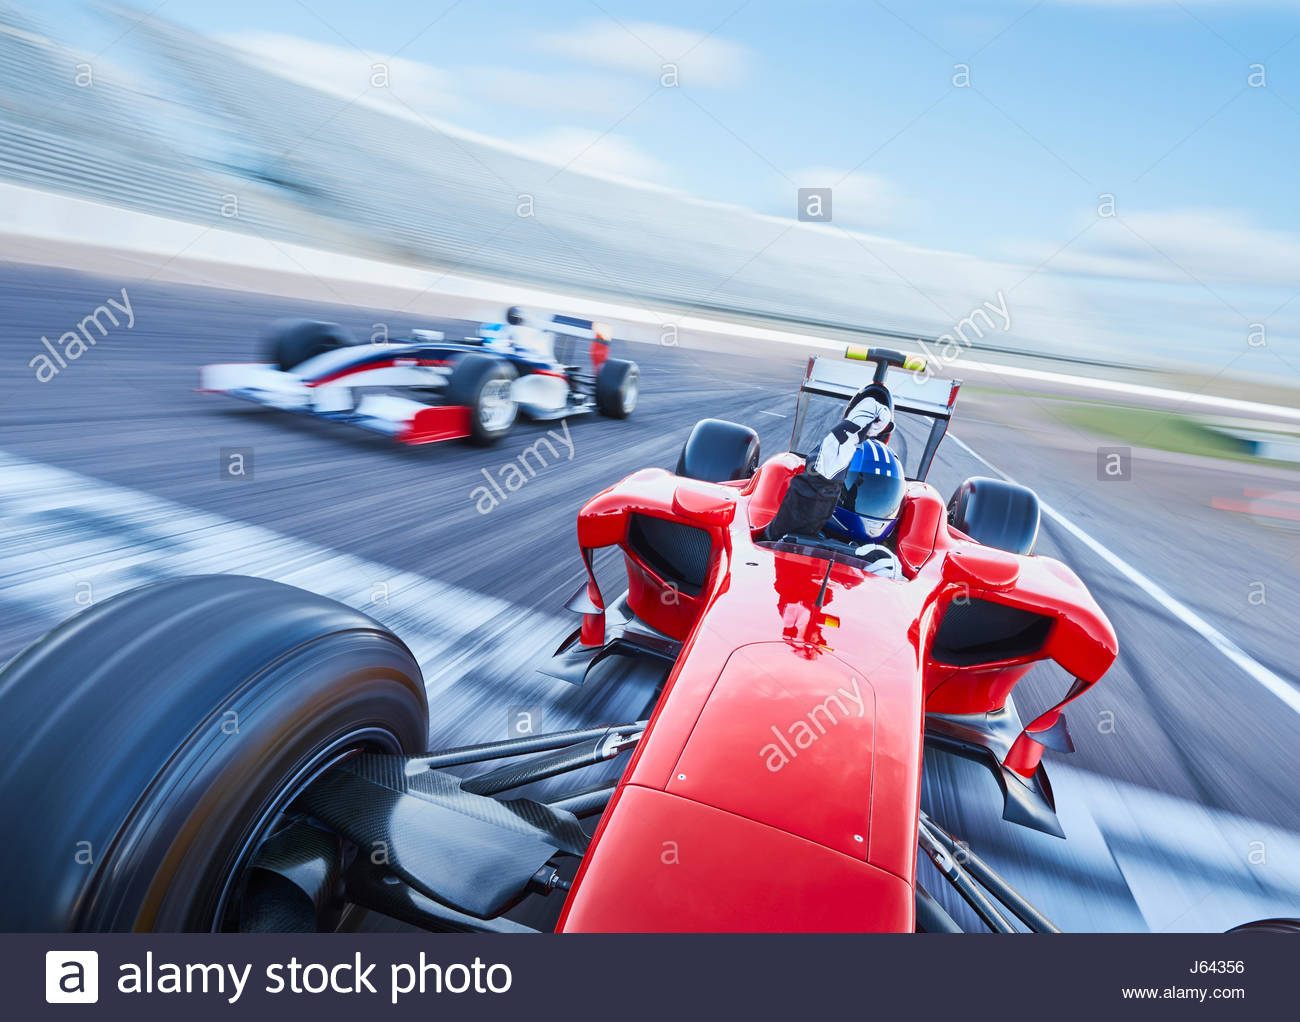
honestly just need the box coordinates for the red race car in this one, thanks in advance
[0,348,1118,933]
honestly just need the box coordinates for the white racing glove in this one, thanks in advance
[809,397,893,480]
[848,396,892,438]
[853,543,903,579]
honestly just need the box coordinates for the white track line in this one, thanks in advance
[949,361,1300,426]
[950,435,1300,715]
[6,181,1298,425]
[0,449,566,693]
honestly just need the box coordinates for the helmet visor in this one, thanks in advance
[840,463,907,522]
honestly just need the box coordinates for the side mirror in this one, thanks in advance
[940,547,1020,591]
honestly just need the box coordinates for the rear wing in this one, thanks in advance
[790,346,962,482]
[475,313,613,369]
[805,346,960,414]
[548,314,612,342]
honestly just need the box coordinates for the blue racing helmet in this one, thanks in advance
[828,439,907,543]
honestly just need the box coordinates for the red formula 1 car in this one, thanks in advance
[0,348,1117,933]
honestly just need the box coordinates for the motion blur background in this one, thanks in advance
[1,0,1299,931]
[4,0,1300,380]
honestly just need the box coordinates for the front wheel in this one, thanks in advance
[676,418,760,482]
[595,358,638,418]
[948,476,1040,555]
[446,354,518,444]
[1227,919,1300,933]
[0,575,428,932]
[262,319,356,372]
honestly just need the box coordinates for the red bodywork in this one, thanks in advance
[398,405,473,446]
[556,455,1117,932]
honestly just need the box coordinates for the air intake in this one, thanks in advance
[626,514,713,596]
[931,598,1053,667]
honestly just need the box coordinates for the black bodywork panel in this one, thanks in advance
[297,754,588,919]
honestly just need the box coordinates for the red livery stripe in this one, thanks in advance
[306,358,452,387]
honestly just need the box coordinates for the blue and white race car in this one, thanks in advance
[199,307,639,445]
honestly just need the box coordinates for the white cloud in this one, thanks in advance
[217,31,678,190]
[790,168,907,230]
[515,127,673,187]
[460,67,642,117]
[1014,209,1300,288]
[537,19,752,88]
[220,32,463,124]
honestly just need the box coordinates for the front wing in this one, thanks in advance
[198,363,473,445]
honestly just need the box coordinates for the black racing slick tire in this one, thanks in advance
[446,353,518,444]
[262,319,357,372]
[948,476,1041,556]
[1227,918,1300,933]
[595,358,638,418]
[0,575,427,932]
[676,418,761,482]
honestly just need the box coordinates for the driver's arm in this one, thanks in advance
[761,396,892,541]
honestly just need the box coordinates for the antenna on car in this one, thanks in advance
[814,560,833,608]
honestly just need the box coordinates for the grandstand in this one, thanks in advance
[0,2,1115,364]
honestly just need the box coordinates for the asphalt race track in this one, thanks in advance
[2,262,1299,932]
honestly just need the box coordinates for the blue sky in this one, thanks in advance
[42,1,1298,244]
[23,1,1300,373]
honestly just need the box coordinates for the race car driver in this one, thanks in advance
[481,307,557,362]
[762,384,906,578]
[822,440,908,578]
